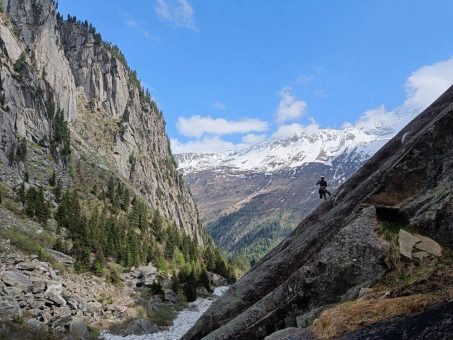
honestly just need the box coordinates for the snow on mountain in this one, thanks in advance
[175,125,395,174]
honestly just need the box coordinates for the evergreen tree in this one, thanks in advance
[49,170,56,186]
[122,188,130,211]
[183,270,197,302]
[25,188,38,217]
[199,266,211,292]
[107,176,115,201]
[152,211,164,242]
[17,182,26,204]
[54,178,62,202]
[53,237,66,253]
[35,187,50,224]
[171,271,179,293]
[73,240,90,273]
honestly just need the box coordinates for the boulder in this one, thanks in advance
[163,288,177,303]
[4,286,23,297]
[0,297,21,321]
[412,251,431,262]
[15,261,38,271]
[41,311,52,324]
[124,318,159,335]
[69,317,89,338]
[196,287,211,297]
[32,281,47,294]
[26,319,46,331]
[46,291,67,306]
[136,264,157,287]
[398,229,420,259]
[63,294,80,310]
[45,249,75,265]
[208,272,228,287]
[264,327,316,340]
[106,304,128,313]
[50,315,73,333]
[54,306,72,318]
[414,235,442,257]
[1,270,33,292]
[46,281,63,295]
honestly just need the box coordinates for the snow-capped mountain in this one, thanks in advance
[177,125,394,175]
[175,115,412,265]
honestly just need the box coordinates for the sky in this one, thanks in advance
[58,0,453,153]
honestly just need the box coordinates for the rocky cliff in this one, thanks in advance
[183,86,453,339]
[0,0,201,241]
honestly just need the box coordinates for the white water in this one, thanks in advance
[103,286,228,340]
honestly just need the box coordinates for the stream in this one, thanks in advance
[103,286,228,340]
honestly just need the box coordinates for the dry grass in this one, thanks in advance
[311,247,453,339]
[312,293,450,339]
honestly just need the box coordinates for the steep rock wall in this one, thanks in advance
[0,0,201,242]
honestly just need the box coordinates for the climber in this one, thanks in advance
[316,176,331,200]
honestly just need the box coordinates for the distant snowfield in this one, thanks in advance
[175,124,401,174]
[103,286,228,340]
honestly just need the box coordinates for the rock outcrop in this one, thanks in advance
[183,86,453,339]
[0,0,201,242]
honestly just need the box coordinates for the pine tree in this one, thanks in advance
[122,188,130,211]
[183,270,198,302]
[35,187,50,224]
[107,176,115,201]
[199,266,211,292]
[17,182,26,204]
[25,187,38,218]
[152,211,164,242]
[54,178,62,202]
[171,271,179,293]
[49,170,56,186]
[53,237,66,253]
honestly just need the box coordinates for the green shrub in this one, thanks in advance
[13,52,27,72]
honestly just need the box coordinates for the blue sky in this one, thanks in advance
[58,0,453,153]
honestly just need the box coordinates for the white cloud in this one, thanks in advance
[403,56,453,111]
[271,119,320,139]
[155,0,197,30]
[176,115,268,138]
[350,56,453,134]
[242,133,267,144]
[352,105,398,133]
[275,88,308,123]
[171,137,245,154]
[210,102,226,110]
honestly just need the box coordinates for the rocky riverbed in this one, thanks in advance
[103,286,228,340]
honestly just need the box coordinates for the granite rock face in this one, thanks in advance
[0,0,201,241]
[183,87,453,339]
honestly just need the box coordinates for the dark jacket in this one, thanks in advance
[317,179,327,188]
